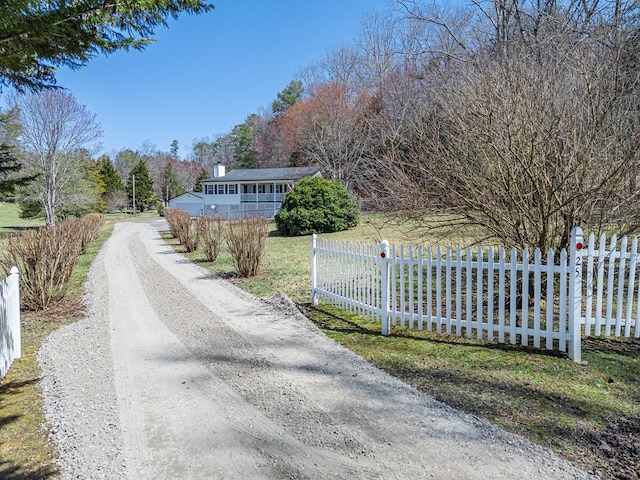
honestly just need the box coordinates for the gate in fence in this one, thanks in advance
[0,267,20,381]
[312,228,639,363]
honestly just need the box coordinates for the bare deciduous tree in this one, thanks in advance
[362,0,640,252]
[105,189,128,212]
[11,90,102,225]
[280,83,371,191]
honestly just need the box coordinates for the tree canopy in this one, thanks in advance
[0,0,214,91]
[97,155,124,194]
[162,161,185,201]
[0,111,35,195]
[272,80,304,117]
[193,167,208,192]
[230,119,257,169]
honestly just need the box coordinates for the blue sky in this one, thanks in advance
[51,0,392,158]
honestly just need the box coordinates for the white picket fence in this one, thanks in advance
[0,267,21,381]
[312,228,639,363]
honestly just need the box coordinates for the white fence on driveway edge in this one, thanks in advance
[312,228,639,363]
[0,267,20,381]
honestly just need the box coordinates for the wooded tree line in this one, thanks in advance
[203,0,640,252]
[2,0,638,250]
[0,89,208,224]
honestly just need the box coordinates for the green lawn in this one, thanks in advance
[0,201,44,234]
[1,210,636,480]
[170,215,639,480]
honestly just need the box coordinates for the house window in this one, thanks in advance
[204,185,214,195]
[215,185,225,195]
[258,184,266,194]
[275,184,286,194]
[243,184,255,194]
[228,184,237,195]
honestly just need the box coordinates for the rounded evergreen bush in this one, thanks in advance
[275,176,360,236]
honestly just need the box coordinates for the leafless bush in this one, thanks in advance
[182,220,199,253]
[67,214,105,254]
[225,216,269,277]
[172,209,191,244]
[0,214,105,310]
[0,224,81,310]
[354,1,640,253]
[163,208,181,238]
[165,208,198,252]
[196,215,224,262]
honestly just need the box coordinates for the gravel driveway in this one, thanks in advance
[38,219,597,479]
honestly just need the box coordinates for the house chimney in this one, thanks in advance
[213,163,225,178]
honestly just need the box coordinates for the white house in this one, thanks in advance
[199,164,321,220]
[167,191,203,217]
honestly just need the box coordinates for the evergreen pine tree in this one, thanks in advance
[0,112,36,196]
[0,143,36,196]
[162,161,185,202]
[127,160,155,211]
[97,155,124,194]
[0,0,213,92]
[193,168,208,193]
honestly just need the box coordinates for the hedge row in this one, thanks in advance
[0,214,105,311]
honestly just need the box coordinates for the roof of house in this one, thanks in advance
[169,191,203,202]
[201,166,321,183]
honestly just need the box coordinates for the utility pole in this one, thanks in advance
[132,174,136,216]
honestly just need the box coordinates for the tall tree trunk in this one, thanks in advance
[45,176,56,226]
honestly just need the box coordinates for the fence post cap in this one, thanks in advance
[571,226,585,250]
[380,240,390,258]
[9,266,18,275]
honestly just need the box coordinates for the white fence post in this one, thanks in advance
[1,266,20,381]
[569,227,584,363]
[9,266,20,360]
[380,240,391,336]
[311,234,318,306]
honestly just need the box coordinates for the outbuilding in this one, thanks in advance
[168,191,203,217]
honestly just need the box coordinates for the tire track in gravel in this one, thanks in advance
[129,234,376,457]
[105,221,386,479]
[41,219,601,480]
[113,219,597,480]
